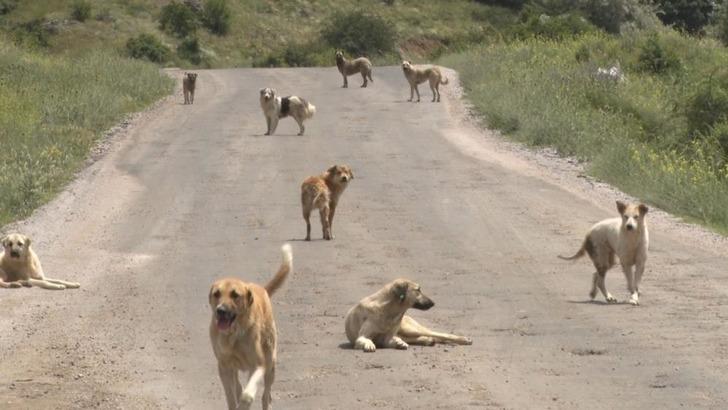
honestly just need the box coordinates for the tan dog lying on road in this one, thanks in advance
[345,278,472,352]
[259,87,316,136]
[0,233,80,290]
[209,244,292,410]
[401,60,448,102]
[301,165,353,241]
[335,50,373,88]
[559,201,650,305]
[183,72,197,105]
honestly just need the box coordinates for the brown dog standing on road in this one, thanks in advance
[209,244,293,410]
[301,165,353,241]
[345,278,473,352]
[0,233,80,290]
[559,201,650,305]
[183,72,197,105]
[401,60,448,102]
[335,50,373,88]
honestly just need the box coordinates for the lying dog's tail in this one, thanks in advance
[558,238,587,261]
[265,244,292,296]
[441,76,449,85]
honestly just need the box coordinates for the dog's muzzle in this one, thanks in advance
[9,251,20,258]
[626,224,635,231]
[215,306,237,331]
[413,299,435,311]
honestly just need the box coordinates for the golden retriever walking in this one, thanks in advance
[559,201,649,305]
[301,165,353,241]
[209,244,293,410]
[0,233,80,290]
[345,278,472,352]
[335,50,373,88]
[401,60,448,102]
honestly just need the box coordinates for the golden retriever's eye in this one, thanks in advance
[213,290,221,298]
[230,290,239,299]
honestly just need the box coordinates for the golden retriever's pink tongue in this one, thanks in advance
[217,320,231,331]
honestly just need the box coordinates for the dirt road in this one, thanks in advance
[1,67,727,409]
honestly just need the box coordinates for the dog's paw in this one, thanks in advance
[236,392,254,409]
[629,294,640,306]
[362,340,376,352]
[589,290,598,300]
[8,282,22,288]
[605,294,618,303]
[461,337,473,345]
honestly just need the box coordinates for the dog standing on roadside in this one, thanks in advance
[0,233,80,290]
[183,72,198,105]
[559,201,649,305]
[401,60,448,102]
[259,88,316,136]
[345,278,472,352]
[301,165,353,241]
[209,244,293,410]
[335,50,374,88]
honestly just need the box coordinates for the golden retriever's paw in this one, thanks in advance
[390,337,409,350]
[237,392,254,410]
[461,337,473,345]
[362,340,376,353]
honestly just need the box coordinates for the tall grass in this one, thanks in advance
[441,30,728,231]
[0,39,173,226]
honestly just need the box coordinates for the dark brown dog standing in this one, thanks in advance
[183,72,197,104]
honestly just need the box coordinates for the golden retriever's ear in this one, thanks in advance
[246,288,254,307]
[392,282,408,303]
[616,200,626,215]
[638,203,649,215]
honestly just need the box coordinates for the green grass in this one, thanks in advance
[0,38,173,226]
[0,0,518,68]
[440,30,728,231]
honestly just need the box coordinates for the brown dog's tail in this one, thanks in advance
[265,244,292,296]
[441,76,449,85]
[558,238,587,261]
[368,69,373,82]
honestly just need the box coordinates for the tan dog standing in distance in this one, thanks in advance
[0,233,80,290]
[209,244,292,410]
[301,165,353,241]
[335,50,374,88]
[183,72,197,104]
[401,60,448,102]
[559,201,649,305]
[345,278,473,352]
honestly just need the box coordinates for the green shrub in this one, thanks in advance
[0,0,17,15]
[177,36,202,64]
[584,0,625,33]
[474,0,527,8]
[11,19,51,48]
[653,0,714,34]
[719,4,728,46]
[687,76,728,136]
[517,12,595,39]
[253,42,331,67]
[126,33,171,63]
[321,11,395,56]
[202,0,231,36]
[574,43,591,62]
[637,34,681,74]
[159,2,198,38]
[70,0,92,22]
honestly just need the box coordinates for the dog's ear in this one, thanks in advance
[259,88,266,94]
[0,235,8,247]
[392,282,408,303]
[638,203,649,215]
[246,288,254,307]
[616,200,626,215]
[23,236,30,247]
[327,165,338,174]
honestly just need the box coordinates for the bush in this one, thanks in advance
[177,36,202,64]
[653,0,714,34]
[126,33,171,63]
[687,77,728,136]
[159,2,198,38]
[12,19,51,48]
[719,4,728,46]
[70,0,92,22]
[0,0,17,15]
[474,0,527,8]
[253,42,331,68]
[637,34,681,74]
[203,0,231,36]
[584,0,625,34]
[321,11,395,56]
[517,12,595,39]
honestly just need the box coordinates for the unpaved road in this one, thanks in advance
[1,67,728,409]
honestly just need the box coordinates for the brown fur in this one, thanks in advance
[401,60,449,102]
[335,50,373,88]
[0,233,80,290]
[345,278,472,352]
[209,244,292,410]
[301,165,353,241]
[183,72,198,105]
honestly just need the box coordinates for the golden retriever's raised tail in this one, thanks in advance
[265,243,292,296]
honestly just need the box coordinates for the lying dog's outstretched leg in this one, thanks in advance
[385,336,409,350]
[26,278,65,290]
[45,278,80,288]
[398,315,472,345]
[0,280,23,288]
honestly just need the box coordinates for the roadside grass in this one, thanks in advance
[440,30,728,231]
[0,39,173,226]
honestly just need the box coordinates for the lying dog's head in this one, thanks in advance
[209,278,254,333]
[326,164,354,184]
[185,72,198,83]
[616,200,648,232]
[390,278,434,310]
[402,60,413,73]
[259,87,276,102]
[2,233,30,260]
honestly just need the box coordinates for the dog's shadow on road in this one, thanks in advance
[567,300,634,306]
[337,342,355,350]
[286,238,328,242]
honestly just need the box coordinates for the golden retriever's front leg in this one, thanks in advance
[342,74,348,88]
[218,365,240,410]
[384,335,409,350]
[408,84,414,102]
[320,206,332,240]
[414,84,421,102]
[354,336,377,352]
[239,366,265,410]
[262,365,275,410]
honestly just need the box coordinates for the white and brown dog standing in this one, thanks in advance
[345,278,472,352]
[209,244,292,410]
[301,165,353,241]
[259,88,316,136]
[0,233,80,290]
[335,50,373,88]
[559,201,649,305]
[401,60,448,102]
